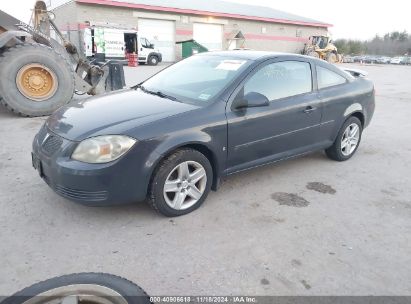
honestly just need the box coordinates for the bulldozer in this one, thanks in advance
[302,35,341,63]
[0,1,124,117]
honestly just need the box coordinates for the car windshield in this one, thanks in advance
[140,54,252,105]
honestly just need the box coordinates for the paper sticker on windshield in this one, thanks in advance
[198,93,211,100]
[216,60,246,71]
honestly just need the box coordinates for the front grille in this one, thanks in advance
[54,185,109,202]
[37,125,48,143]
[42,134,63,156]
[43,175,108,202]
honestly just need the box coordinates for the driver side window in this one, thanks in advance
[140,38,149,48]
[244,61,312,102]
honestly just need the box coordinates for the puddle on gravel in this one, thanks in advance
[300,279,312,290]
[291,259,302,267]
[251,215,285,224]
[306,182,336,194]
[271,192,310,207]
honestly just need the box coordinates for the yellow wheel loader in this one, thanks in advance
[302,35,341,64]
[0,1,124,117]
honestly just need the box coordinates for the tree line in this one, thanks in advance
[334,31,411,56]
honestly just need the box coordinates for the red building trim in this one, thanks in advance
[59,23,89,30]
[76,0,332,28]
[176,29,193,36]
[244,33,309,42]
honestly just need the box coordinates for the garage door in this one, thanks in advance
[193,23,223,51]
[138,19,175,62]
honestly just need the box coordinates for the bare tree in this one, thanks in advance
[335,31,411,56]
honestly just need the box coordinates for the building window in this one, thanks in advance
[261,27,266,34]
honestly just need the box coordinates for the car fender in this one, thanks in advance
[344,103,363,118]
[327,103,364,144]
[146,130,224,190]
[155,131,220,166]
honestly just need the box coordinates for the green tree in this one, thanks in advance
[390,31,400,41]
[334,31,410,56]
[334,39,349,54]
[349,40,366,54]
[399,31,408,42]
[383,33,390,41]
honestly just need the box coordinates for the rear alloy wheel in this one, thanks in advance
[149,149,212,217]
[340,123,360,156]
[326,116,363,161]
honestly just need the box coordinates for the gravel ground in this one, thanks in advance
[0,63,410,296]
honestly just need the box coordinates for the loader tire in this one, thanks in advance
[0,43,75,117]
[326,52,337,63]
[307,51,319,58]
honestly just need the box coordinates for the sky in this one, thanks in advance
[1,0,411,40]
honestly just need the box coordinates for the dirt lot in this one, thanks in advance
[0,63,410,296]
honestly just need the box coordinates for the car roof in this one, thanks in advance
[195,50,350,79]
[197,50,315,61]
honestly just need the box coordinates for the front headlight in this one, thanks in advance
[72,135,136,163]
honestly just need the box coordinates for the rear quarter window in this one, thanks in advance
[317,66,347,89]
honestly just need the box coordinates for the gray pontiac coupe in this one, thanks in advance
[32,51,375,216]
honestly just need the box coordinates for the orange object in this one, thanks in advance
[128,53,138,67]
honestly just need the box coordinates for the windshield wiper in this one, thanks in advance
[150,90,178,101]
[133,83,145,91]
[135,84,178,101]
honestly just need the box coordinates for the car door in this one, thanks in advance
[225,59,323,173]
[315,65,354,143]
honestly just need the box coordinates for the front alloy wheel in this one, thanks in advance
[149,149,212,217]
[149,56,158,66]
[163,161,207,210]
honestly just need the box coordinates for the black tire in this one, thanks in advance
[147,55,158,66]
[326,52,337,63]
[307,51,320,58]
[0,43,75,117]
[149,148,213,217]
[325,116,363,161]
[1,273,150,304]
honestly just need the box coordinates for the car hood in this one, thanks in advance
[46,89,199,141]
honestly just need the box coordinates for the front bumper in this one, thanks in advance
[32,125,153,206]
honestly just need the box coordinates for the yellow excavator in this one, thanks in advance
[302,35,341,63]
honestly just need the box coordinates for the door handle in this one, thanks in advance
[303,106,317,114]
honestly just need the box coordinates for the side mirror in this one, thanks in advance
[234,92,270,110]
[150,43,155,49]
